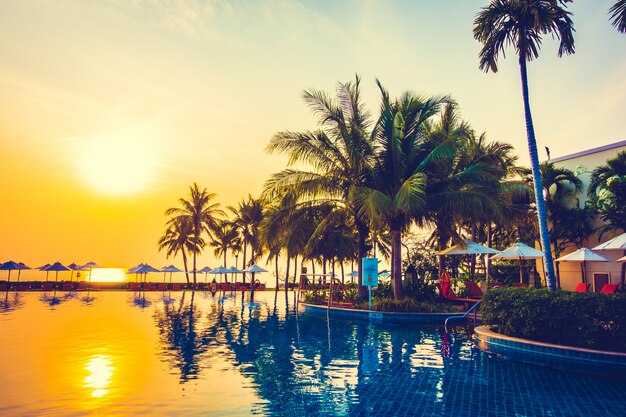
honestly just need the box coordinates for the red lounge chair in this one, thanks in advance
[171,284,181,291]
[77,282,88,290]
[17,285,28,291]
[511,282,528,288]
[42,283,54,291]
[129,283,141,291]
[62,283,74,291]
[465,281,484,298]
[438,272,480,303]
[0,283,6,291]
[158,284,168,291]
[574,283,588,293]
[144,284,157,291]
[600,284,618,294]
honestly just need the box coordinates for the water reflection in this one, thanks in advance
[0,291,24,313]
[84,355,113,398]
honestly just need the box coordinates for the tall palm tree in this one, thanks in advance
[473,0,575,291]
[230,195,265,282]
[158,218,200,285]
[166,183,224,287]
[209,221,240,274]
[610,0,626,32]
[356,82,448,298]
[264,75,375,298]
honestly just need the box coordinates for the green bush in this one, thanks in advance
[481,287,626,352]
[355,297,457,313]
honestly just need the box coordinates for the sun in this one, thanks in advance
[77,132,157,195]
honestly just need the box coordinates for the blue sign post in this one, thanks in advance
[362,257,378,310]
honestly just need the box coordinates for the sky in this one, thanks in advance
[0,0,624,280]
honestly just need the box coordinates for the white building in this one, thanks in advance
[549,140,626,292]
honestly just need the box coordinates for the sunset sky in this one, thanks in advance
[1,1,624,280]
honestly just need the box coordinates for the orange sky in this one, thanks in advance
[1,1,624,278]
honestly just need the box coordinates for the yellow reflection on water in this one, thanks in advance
[84,355,113,398]
[89,268,126,283]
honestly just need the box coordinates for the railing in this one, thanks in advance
[444,300,481,333]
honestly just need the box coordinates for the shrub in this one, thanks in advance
[355,297,457,313]
[481,287,626,352]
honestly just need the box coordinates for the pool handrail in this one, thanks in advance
[444,300,481,332]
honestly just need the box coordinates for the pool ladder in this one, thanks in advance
[444,300,481,333]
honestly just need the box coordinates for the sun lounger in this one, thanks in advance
[0,283,6,291]
[129,283,141,291]
[171,284,181,291]
[62,283,74,291]
[158,284,168,291]
[465,281,484,298]
[574,283,588,293]
[600,284,618,294]
[438,272,481,303]
[42,283,54,291]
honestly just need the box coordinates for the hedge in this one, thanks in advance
[480,287,626,353]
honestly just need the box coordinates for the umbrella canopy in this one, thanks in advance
[593,233,626,251]
[556,248,611,263]
[67,262,84,281]
[160,265,183,283]
[197,266,213,273]
[242,265,268,273]
[347,271,359,277]
[490,242,544,260]
[490,242,543,284]
[210,266,228,274]
[127,263,146,274]
[555,248,610,284]
[438,239,499,256]
[225,266,242,273]
[81,261,101,269]
[134,264,160,274]
[0,260,30,282]
[46,261,71,282]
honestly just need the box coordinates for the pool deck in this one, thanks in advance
[298,301,469,325]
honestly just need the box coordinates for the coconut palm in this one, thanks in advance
[355,82,448,298]
[588,150,626,236]
[264,75,375,298]
[158,218,201,285]
[610,0,626,32]
[229,195,265,282]
[166,183,224,287]
[473,0,575,291]
[209,222,240,279]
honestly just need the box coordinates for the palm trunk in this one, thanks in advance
[391,226,403,299]
[293,254,298,290]
[242,243,247,284]
[519,57,557,291]
[223,250,227,282]
[182,250,190,285]
[340,262,345,284]
[285,254,290,292]
[274,253,279,292]
[356,220,369,299]
[192,250,197,289]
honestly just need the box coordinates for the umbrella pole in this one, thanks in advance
[582,262,586,285]
[17,270,21,283]
[519,259,524,284]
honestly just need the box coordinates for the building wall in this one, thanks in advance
[548,141,626,291]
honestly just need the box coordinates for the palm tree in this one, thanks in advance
[158,218,199,285]
[588,150,626,236]
[209,221,240,281]
[230,195,265,282]
[265,75,375,298]
[355,82,448,298]
[166,183,224,287]
[473,0,575,291]
[610,0,626,32]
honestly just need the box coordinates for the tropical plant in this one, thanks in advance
[355,81,448,298]
[165,183,224,287]
[588,150,626,236]
[610,0,626,33]
[209,221,240,279]
[264,75,375,298]
[229,195,265,282]
[473,0,576,291]
[158,218,199,285]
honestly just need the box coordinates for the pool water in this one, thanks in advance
[1,290,625,416]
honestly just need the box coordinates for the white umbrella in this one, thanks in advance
[438,239,499,255]
[16,262,31,282]
[555,248,610,284]
[160,265,183,283]
[134,264,160,283]
[80,262,101,285]
[37,263,51,281]
[225,266,242,284]
[0,261,30,285]
[46,262,71,282]
[243,264,267,290]
[593,233,626,251]
[491,242,544,283]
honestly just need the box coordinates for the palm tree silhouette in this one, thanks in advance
[473,0,575,290]
[158,218,200,285]
[165,183,224,287]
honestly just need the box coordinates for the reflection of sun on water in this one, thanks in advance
[89,268,126,283]
[84,355,113,398]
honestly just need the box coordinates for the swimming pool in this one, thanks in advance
[1,290,625,416]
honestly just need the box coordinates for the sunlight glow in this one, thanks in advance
[89,268,126,283]
[84,355,113,398]
[76,131,157,195]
